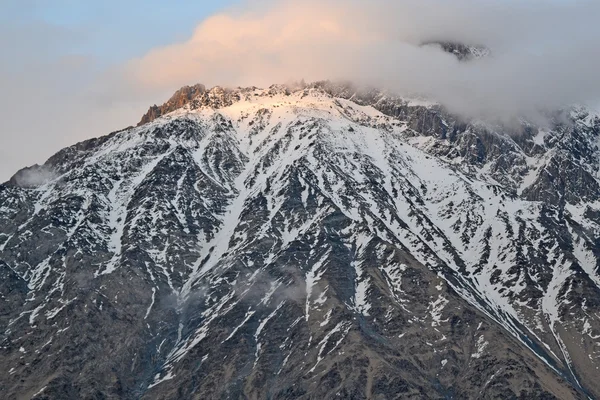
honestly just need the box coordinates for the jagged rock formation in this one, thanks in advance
[138,85,250,126]
[1,82,600,399]
[422,41,491,60]
[138,84,207,126]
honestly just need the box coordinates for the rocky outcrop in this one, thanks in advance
[138,85,251,126]
[138,84,207,125]
[422,40,491,60]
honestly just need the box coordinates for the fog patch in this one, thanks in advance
[9,164,58,188]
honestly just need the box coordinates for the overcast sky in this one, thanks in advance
[2,0,600,181]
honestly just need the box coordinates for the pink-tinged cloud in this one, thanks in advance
[122,2,380,90]
[117,0,600,122]
[3,0,600,181]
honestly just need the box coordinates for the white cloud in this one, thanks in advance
[117,0,600,121]
[2,0,600,180]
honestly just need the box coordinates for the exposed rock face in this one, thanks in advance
[138,85,250,126]
[422,41,491,60]
[138,84,208,126]
[1,83,600,399]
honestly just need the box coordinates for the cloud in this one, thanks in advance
[2,0,600,181]
[118,0,600,122]
[9,164,58,188]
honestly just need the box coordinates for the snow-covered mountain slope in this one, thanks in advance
[1,83,600,399]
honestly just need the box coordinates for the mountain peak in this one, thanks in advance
[136,80,438,127]
[138,84,286,126]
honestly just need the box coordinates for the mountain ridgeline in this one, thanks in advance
[1,78,600,399]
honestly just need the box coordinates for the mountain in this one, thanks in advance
[1,81,600,399]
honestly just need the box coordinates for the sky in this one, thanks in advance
[1,1,233,63]
[0,0,237,181]
[1,0,600,181]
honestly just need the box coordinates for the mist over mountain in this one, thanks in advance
[3,0,600,182]
[116,0,600,123]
